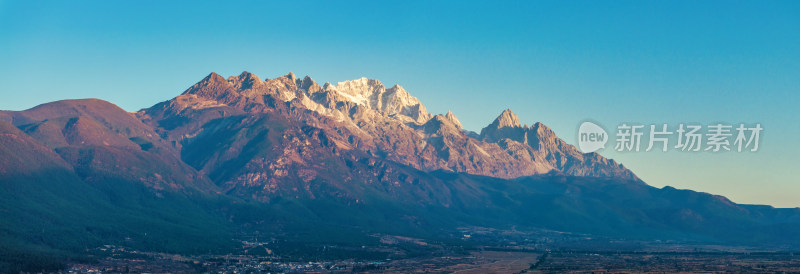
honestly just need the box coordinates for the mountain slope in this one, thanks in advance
[1,99,217,194]
[0,102,234,272]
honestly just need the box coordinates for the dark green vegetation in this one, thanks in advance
[0,171,236,272]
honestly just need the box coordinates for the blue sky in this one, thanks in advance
[1,1,798,207]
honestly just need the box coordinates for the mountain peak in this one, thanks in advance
[238,71,260,80]
[329,77,385,104]
[532,121,550,132]
[182,72,233,96]
[300,75,321,93]
[478,109,524,143]
[336,77,383,90]
[235,71,263,90]
[494,109,520,129]
[202,72,226,83]
[285,72,297,81]
[445,110,463,129]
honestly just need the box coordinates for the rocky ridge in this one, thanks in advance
[137,72,638,183]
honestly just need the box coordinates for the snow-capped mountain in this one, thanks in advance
[138,72,637,182]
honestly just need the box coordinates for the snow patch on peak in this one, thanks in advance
[332,78,385,98]
[326,77,431,123]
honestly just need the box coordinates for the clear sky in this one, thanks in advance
[1,1,798,207]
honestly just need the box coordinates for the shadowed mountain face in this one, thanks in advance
[1,72,799,271]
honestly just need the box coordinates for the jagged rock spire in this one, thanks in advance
[300,75,321,94]
[236,71,262,90]
[445,110,462,130]
[494,109,521,129]
[285,72,297,82]
[479,109,525,143]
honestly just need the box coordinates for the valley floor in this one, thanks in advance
[64,248,800,273]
